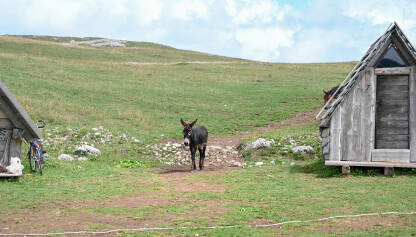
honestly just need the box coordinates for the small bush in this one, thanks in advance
[118,160,145,168]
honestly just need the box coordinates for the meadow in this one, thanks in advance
[0,35,415,236]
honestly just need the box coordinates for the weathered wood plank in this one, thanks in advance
[372,149,410,162]
[376,113,408,121]
[377,76,409,85]
[410,66,416,163]
[376,120,409,128]
[361,68,375,162]
[0,119,13,129]
[376,134,409,141]
[377,85,408,91]
[375,67,411,75]
[341,89,355,161]
[377,105,408,114]
[9,138,22,158]
[325,160,416,168]
[352,84,362,161]
[376,128,409,135]
[376,100,409,107]
[0,108,7,119]
[377,93,409,100]
[375,140,408,149]
[329,109,341,161]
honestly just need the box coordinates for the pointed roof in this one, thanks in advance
[317,22,416,121]
[0,80,42,140]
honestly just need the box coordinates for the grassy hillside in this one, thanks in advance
[0,35,352,140]
[2,36,415,236]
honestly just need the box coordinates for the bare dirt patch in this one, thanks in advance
[310,215,412,233]
[0,168,235,234]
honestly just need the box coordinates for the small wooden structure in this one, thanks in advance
[0,80,41,177]
[318,23,416,171]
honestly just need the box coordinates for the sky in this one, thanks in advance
[1,0,416,63]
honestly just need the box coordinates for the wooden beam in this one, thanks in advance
[410,66,416,163]
[371,149,410,162]
[325,160,416,168]
[375,67,411,75]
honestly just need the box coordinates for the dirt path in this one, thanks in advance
[123,61,249,66]
[0,168,237,234]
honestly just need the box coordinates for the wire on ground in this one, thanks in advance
[1,211,415,236]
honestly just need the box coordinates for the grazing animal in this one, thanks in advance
[180,118,208,171]
[323,85,344,104]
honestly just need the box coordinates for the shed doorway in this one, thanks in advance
[375,73,409,149]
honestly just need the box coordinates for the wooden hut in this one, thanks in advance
[0,80,42,176]
[318,23,416,174]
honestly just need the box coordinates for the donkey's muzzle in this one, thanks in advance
[184,138,190,146]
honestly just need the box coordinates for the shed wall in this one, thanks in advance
[327,68,376,162]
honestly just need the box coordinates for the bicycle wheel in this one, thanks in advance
[37,151,43,176]
[28,147,36,172]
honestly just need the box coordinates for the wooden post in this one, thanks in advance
[384,167,394,177]
[342,166,351,174]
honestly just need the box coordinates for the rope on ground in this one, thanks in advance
[1,211,415,236]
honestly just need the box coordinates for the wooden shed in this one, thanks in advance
[0,80,42,176]
[318,23,416,172]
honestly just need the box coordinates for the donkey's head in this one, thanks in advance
[323,89,331,104]
[180,118,198,146]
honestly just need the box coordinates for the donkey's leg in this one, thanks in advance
[191,145,197,171]
[198,146,204,170]
[201,144,206,170]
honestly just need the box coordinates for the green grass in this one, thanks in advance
[0,35,415,236]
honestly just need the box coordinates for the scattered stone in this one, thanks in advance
[245,138,275,150]
[290,162,295,166]
[69,38,126,47]
[78,157,89,161]
[58,154,74,161]
[255,161,264,166]
[6,157,24,175]
[75,145,101,156]
[292,145,314,153]
[270,160,275,165]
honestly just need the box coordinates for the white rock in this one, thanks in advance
[245,138,275,150]
[255,161,264,166]
[292,145,314,153]
[75,145,101,156]
[58,154,74,161]
[133,139,141,143]
[6,157,24,175]
[78,157,88,161]
[270,160,275,165]
[92,128,99,131]
[290,162,296,166]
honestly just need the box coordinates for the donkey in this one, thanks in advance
[323,85,344,105]
[180,118,208,171]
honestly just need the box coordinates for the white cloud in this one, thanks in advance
[2,0,416,62]
[235,27,295,61]
[225,0,291,24]
[170,0,210,21]
[19,0,83,30]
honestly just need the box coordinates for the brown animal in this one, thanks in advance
[323,85,344,105]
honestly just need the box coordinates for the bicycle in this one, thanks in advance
[28,120,46,175]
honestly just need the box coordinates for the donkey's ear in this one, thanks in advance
[180,118,187,127]
[189,119,198,127]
